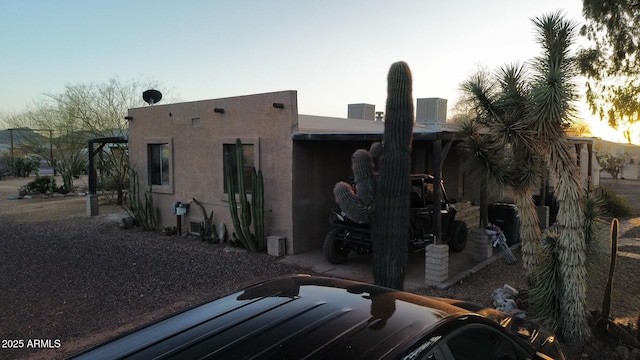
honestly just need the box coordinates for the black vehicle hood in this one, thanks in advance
[71,275,563,360]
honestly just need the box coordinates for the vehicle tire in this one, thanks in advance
[324,229,349,264]
[448,220,468,252]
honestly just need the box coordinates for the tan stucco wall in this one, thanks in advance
[128,91,297,252]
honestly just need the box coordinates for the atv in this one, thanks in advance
[324,174,468,264]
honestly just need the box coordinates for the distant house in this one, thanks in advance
[125,90,597,254]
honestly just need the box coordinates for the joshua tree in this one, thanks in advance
[458,11,589,345]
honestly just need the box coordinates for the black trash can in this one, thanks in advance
[488,203,521,245]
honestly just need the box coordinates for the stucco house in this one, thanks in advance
[125,90,597,255]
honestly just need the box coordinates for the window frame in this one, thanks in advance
[220,137,260,201]
[145,137,173,194]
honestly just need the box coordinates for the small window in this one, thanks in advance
[223,143,254,194]
[148,143,170,186]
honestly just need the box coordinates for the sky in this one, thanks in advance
[0,0,634,143]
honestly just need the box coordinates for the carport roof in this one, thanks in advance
[293,114,461,141]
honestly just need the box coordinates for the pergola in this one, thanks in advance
[86,136,128,216]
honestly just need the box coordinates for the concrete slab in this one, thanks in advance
[278,239,520,291]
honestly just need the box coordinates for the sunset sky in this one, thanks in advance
[1,0,635,143]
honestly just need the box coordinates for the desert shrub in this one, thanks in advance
[596,186,634,218]
[19,176,59,195]
[0,151,12,179]
[12,155,40,177]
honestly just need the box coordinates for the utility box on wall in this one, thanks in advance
[267,236,286,256]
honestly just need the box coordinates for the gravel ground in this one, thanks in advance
[0,210,317,360]
[1,176,639,359]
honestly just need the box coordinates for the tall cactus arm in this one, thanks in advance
[601,218,619,320]
[352,149,376,206]
[334,181,370,223]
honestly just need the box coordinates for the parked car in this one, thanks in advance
[324,174,468,264]
[71,275,564,360]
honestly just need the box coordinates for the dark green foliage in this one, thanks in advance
[193,197,218,243]
[371,61,414,290]
[583,191,608,255]
[529,231,563,331]
[596,186,634,218]
[124,170,157,231]
[12,155,40,177]
[579,0,640,137]
[19,176,59,195]
[225,139,265,252]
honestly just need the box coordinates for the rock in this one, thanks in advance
[496,298,517,313]
[503,284,519,298]
[7,195,22,200]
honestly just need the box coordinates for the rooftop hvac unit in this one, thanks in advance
[348,103,375,121]
[416,98,447,125]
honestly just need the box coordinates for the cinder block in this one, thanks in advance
[86,194,99,217]
[267,236,286,256]
[425,244,449,286]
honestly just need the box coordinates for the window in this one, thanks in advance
[223,142,255,194]
[148,143,170,186]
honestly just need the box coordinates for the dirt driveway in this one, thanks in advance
[0,176,310,360]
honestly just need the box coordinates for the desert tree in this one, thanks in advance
[579,0,640,143]
[3,78,168,201]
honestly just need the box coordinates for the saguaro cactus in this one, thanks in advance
[332,62,414,290]
[371,61,414,290]
[333,146,377,223]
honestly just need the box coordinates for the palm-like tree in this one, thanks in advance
[458,64,544,279]
[458,11,589,345]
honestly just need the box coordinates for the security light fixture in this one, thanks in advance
[214,108,225,114]
[124,116,133,120]
[272,103,284,109]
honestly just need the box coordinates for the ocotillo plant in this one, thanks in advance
[225,139,265,252]
[124,169,157,230]
[372,61,414,290]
